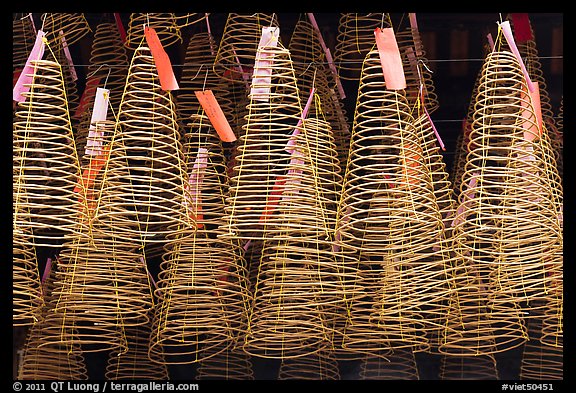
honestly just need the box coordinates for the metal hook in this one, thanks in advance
[299,61,316,77]
[187,64,206,83]
[202,67,209,91]
[40,13,47,31]
[381,13,385,30]
[270,13,276,27]
[87,64,112,88]
[419,59,434,74]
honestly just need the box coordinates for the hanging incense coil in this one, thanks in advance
[439,353,499,380]
[106,316,169,380]
[278,349,340,380]
[195,347,255,380]
[450,48,562,319]
[337,47,452,353]
[12,223,43,326]
[213,13,279,82]
[359,349,420,380]
[13,14,37,70]
[13,58,90,248]
[94,45,194,245]
[150,114,250,364]
[177,32,236,128]
[520,311,563,380]
[334,13,391,81]
[125,13,182,51]
[86,21,130,112]
[41,13,91,47]
[288,14,325,95]
[18,261,89,380]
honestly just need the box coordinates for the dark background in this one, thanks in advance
[13,12,563,381]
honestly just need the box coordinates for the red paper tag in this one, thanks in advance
[74,145,110,194]
[13,69,22,88]
[114,13,127,43]
[259,176,287,223]
[74,76,101,119]
[195,90,237,142]
[510,13,533,43]
[374,28,406,90]
[144,27,179,91]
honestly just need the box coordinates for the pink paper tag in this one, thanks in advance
[452,172,479,227]
[251,26,280,102]
[59,30,78,81]
[307,13,346,99]
[205,13,215,55]
[286,88,316,154]
[28,13,37,35]
[185,148,209,227]
[500,21,534,92]
[13,30,46,102]
[486,33,495,50]
[374,28,406,90]
[510,13,533,43]
[408,13,423,57]
[41,257,52,284]
[85,88,110,156]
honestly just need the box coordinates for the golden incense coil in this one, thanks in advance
[440,353,499,380]
[359,348,420,380]
[278,348,340,380]
[125,13,182,51]
[41,13,91,47]
[13,14,37,70]
[195,347,255,380]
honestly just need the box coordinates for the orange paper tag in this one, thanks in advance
[402,142,423,185]
[259,176,287,223]
[144,27,179,91]
[521,82,543,142]
[195,90,237,142]
[374,28,406,90]
[74,145,110,194]
[74,76,101,119]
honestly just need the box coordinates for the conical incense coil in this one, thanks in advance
[13,14,37,70]
[94,45,194,244]
[451,49,562,315]
[336,48,451,350]
[334,13,391,81]
[106,316,169,380]
[174,13,208,28]
[520,312,563,380]
[125,13,182,51]
[46,231,150,352]
[150,118,250,364]
[278,348,340,380]
[195,346,255,380]
[176,32,235,126]
[213,13,279,82]
[41,13,91,47]
[51,46,80,122]
[13,58,90,248]
[87,21,129,112]
[12,223,43,326]
[221,42,304,241]
[288,14,325,95]
[439,353,499,380]
[359,348,420,380]
[18,261,89,380]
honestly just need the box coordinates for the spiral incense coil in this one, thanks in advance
[94,45,194,244]
[150,118,250,364]
[439,353,499,380]
[174,13,208,28]
[13,224,44,326]
[359,349,419,380]
[335,48,451,351]
[177,32,236,127]
[41,13,91,47]
[13,59,91,248]
[520,312,563,380]
[288,14,325,95]
[213,13,279,82]
[46,231,151,352]
[125,13,182,51]
[13,14,37,70]
[106,317,169,380]
[396,27,439,113]
[451,49,562,317]
[221,43,304,241]
[50,46,81,122]
[18,262,89,380]
[87,21,130,112]
[334,13,391,81]
[195,347,255,380]
[278,349,340,380]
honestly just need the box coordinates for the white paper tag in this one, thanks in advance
[85,88,110,156]
[250,26,280,102]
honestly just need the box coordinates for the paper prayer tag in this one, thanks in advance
[259,176,287,223]
[185,148,209,228]
[286,88,316,154]
[251,26,280,102]
[13,30,46,102]
[85,88,110,156]
[374,28,406,90]
[144,27,179,91]
[195,90,237,142]
[521,82,543,142]
[74,76,101,119]
[510,13,533,43]
[500,21,534,92]
[114,13,127,43]
[408,13,423,56]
